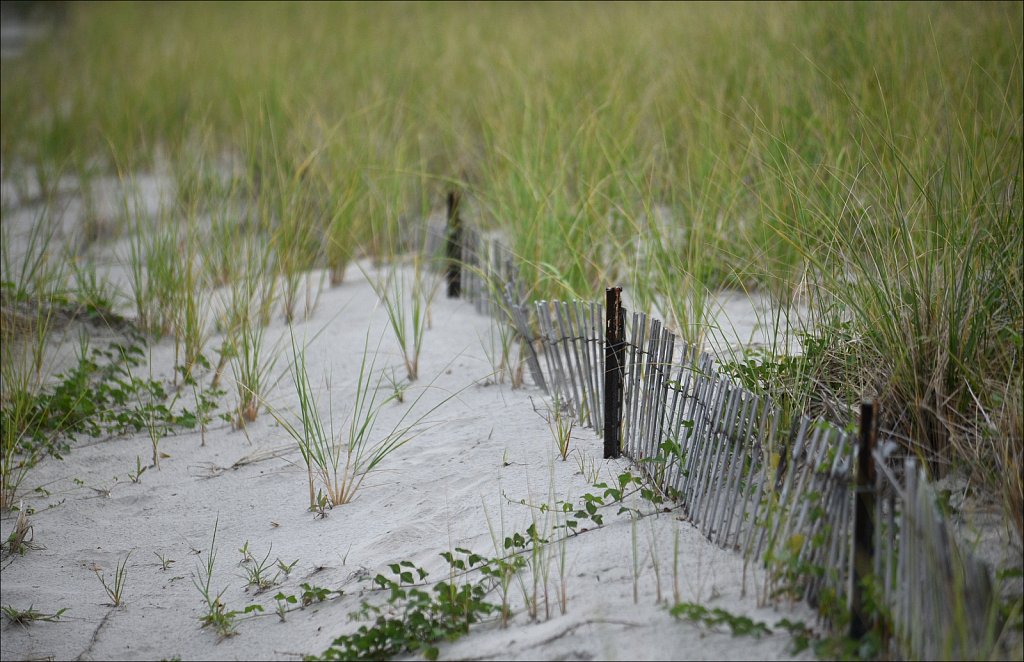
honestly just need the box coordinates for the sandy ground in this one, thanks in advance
[0,169,815,659]
[0,173,815,661]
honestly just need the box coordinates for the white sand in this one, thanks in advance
[1,177,813,661]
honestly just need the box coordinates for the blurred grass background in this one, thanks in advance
[1,1,1021,535]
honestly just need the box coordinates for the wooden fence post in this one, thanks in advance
[851,400,878,639]
[604,287,624,459]
[446,190,462,298]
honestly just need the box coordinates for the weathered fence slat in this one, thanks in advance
[417,205,1004,656]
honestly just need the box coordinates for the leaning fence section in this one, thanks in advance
[412,199,1004,660]
[612,311,859,616]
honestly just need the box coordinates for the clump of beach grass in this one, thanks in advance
[370,256,438,382]
[274,329,460,509]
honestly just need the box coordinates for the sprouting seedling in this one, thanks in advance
[191,517,262,637]
[241,544,281,592]
[384,368,408,404]
[276,558,298,576]
[128,456,147,483]
[571,449,599,483]
[312,490,331,519]
[95,551,132,607]
[274,592,297,622]
[155,552,175,571]
[238,540,254,565]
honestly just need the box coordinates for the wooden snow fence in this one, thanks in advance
[411,198,1004,658]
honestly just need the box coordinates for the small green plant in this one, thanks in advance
[123,209,182,338]
[670,602,772,638]
[300,582,334,606]
[534,396,574,461]
[240,544,281,593]
[95,551,132,607]
[322,173,360,287]
[274,592,297,621]
[238,540,254,565]
[1,338,217,464]
[553,500,570,615]
[312,490,331,518]
[128,455,147,483]
[571,449,600,483]
[479,318,522,386]
[482,495,527,627]
[315,554,496,661]
[2,504,35,556]
[192,519,259,638]
[173,235,209,384]
[383,368,408,404]
[68,256,120,317]
[1,604,68,625]
[155,552,175,571]
[271,582,341,623]
[545,469,652,535]
[510,516,551,621]
[773,617,884,660]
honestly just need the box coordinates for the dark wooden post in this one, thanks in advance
[850,400,878,639]
[445,190,462,298]
[604,287,624,459]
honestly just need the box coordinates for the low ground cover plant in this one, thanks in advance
[316,552,497,661]
[0,325,223,507]
[1,604,68,625]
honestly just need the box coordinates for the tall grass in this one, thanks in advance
[1,1,1020,527]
